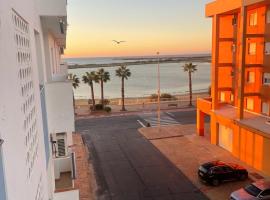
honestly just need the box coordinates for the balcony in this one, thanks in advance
[37,0,67,17]
[260,85,270,99]
[197,97,212,114]
[213,105,270,136]
[52,63,68,82]
[54,153,79,200]
[54,154,75,191]
[45,81,75,134]
[38,0,67,46]
[41,16,67,48]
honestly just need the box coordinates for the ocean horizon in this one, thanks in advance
[66,56,211,99]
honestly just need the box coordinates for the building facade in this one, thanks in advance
[197,0,270,176]
[0,0,77,199]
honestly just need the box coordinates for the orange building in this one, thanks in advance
[197,0,270,176]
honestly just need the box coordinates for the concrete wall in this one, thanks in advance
[0,0,69,199]
[54,156,72,180]
[0,0,50,199]
[45,82,75,134]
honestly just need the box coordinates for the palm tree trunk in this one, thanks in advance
[101,80,104,107]
[73,91,76,115]
[189,71,192,106]
[121,78,126,111]
[90,83,96,111]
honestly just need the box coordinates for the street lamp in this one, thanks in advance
[157,52,161,127]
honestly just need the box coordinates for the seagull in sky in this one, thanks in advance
[112,40,126,45]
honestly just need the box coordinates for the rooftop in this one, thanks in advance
[206,0,268,17]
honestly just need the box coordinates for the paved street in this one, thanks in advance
[76,110,208,200]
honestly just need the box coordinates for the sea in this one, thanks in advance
[65,57,211,99]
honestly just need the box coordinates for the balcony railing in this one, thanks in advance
[197,97,212,114]
[52,63,68,82]
[45,81,75,134]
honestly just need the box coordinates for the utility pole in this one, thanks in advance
[157,52,161,127]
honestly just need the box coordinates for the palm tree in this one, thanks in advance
[68,73,80,110]
[69,74,80,89]
[95,68,110,106]
[115,65,131,111]
[182,63,197,106]
[82,71,98,111]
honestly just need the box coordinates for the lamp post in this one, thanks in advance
[157,52,161,127]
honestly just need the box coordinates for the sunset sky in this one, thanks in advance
[65,0,213,58]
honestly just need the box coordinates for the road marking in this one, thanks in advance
[139,113,180,127]
[166,112,175,117]
[137,120,146,127]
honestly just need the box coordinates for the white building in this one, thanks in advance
[0,0,78,199]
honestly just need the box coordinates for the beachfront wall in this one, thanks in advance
[197,0,270,176]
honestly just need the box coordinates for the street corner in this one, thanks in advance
[143,127,265,200]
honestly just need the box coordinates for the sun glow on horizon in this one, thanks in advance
[64,0,212,58]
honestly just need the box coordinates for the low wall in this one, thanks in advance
[54,156,72,179]
[54,189,79,200]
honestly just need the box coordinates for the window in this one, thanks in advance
[265,42,270,55]
[56,133,67,157]
[246,98,254,111]
[262,102,269,115]
[260,189,270,197]
[267,9,270,23]
[263,73,270,85]
[211,167,222,174]
[223,166,233,173]
[230,94,234,102]
[248,43,257,55]
[220,92,226,102]
[57,139,66,157]
[247,71,255,83]
[249,12,258,26]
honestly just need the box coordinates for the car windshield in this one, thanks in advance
[244,184,262,197]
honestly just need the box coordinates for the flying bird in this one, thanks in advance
[112,40,126,44]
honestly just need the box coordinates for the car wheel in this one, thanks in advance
[239,174,248,181]
[212,179,220,186]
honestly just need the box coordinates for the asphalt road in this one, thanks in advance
[76,110,209,200]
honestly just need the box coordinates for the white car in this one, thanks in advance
[230,180,270,200]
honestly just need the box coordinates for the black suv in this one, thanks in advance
[198,161,248,186]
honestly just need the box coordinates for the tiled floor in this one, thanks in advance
[55,172,73,190]
[139,124,268,200]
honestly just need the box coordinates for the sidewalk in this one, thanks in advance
[75,101,196,119]
[139,124,269,200]
[73,134,97,200]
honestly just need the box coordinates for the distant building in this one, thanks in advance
[197,0,270,176]
[0,0,78,199]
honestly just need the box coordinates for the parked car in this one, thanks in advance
[198,161,248,186]
[230,180,270,200]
